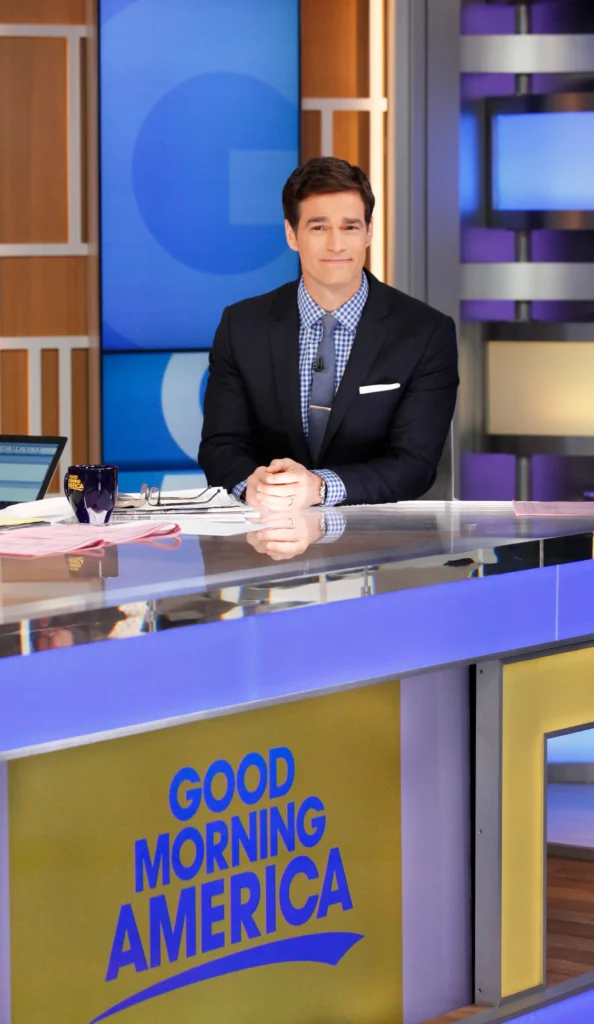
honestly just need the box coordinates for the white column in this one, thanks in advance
[59,342,73,475]
[27,345,42,435]
[66,30,83,246]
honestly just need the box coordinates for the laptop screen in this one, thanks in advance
[0,440,63,504]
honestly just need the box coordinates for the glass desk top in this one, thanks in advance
[1,500,594,659]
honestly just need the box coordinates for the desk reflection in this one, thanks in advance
[246,509,345,561]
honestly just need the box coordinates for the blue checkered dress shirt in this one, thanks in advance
[297,271,368,505]
[233,272,368,506]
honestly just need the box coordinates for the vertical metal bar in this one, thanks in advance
[515,230,532,322]
[27,344,42,436]
[67,31,83,246]
[475,660,503,1007]
[59,343,73,477]
[0,761,11,1024]
[320,105,334,158]
[369,0,385,280]
[516,455,532,501]
[514,4,532,320]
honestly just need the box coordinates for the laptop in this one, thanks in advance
[0,435,67,510]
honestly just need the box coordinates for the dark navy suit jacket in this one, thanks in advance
[199,271,459,505]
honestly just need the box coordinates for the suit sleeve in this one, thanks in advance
[198,307,260,490]
[326,316,459,504]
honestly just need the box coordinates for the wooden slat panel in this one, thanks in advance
[0,38,68,243]
[301,0,368,98]
[301,109,321,165]
[81,36,89,243]
[71,348,89,464]
[41,350,59,436]
[333,110,370,177]
[0,350,28,433]
[0,0,86,23]
[0,257,87,336]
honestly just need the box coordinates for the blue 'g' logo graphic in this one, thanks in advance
[133,73,297,275]
[100,0,299,352]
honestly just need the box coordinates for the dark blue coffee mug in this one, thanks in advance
[64,465,119,525]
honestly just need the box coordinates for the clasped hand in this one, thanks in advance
[247,511,324,561]
[246,458,322,511]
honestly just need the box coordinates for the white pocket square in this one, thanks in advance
[359,383,401,394]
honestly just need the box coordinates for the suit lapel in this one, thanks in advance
[318,273,392,462]
[269,281,311,466]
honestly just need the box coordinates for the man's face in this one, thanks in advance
[285,190,373,289]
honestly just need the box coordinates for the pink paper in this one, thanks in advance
[0,522,180,558]
[513,501,594,517]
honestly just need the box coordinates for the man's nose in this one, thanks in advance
[327,229,346,252]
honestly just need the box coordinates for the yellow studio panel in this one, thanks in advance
[501,649,594,998]
[8,681,402,1024]
[488,341,594,436]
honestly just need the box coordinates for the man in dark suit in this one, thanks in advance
[199,157,458,509]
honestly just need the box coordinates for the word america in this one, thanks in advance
[106,747,354,981]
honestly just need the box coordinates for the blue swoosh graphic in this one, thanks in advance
[89,931,363,1023]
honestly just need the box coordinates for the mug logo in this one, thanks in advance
[67,474,84,492]
[68,556,85,572]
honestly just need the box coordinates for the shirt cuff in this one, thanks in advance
[315,469,346,507]
[232,480,247,501]
[316,509,347,543]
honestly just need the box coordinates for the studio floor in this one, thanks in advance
[427,780,594,1024]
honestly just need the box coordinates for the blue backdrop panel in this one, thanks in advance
[460,109,480,220]
[99,0,299,351]
[103,352,210,471]
[492,111,594,211]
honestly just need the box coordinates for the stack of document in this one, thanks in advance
[1,489,262,539]
[111,487,261,537]
[113,486,248,518]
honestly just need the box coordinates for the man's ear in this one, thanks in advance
[366,217,374,248]
[285,218,299,252]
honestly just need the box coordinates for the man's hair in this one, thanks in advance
[282,157,375,230]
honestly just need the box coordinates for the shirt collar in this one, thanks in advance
[297,272,369,331]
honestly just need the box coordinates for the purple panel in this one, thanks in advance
[558,559,594,638]
[461,300,515,322]
[460,453,516,501]
[462,227,515,263]
[531,74,573,95]
[532,231,594,263]
[532,301,594,322]
[505,988,594,1023]
[4,559,594,752]
[532,2,594,34]
[461,3,514,34]
[531,455,567,502]
[401,669,471,1024]
[461,73,515,100]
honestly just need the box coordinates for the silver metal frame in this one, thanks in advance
[388,0,461,498]
[462,34,594,75]
[462,263,594,303]
[475,660,503,1006]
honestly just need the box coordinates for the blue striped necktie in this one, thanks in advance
[308,313,338,464]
